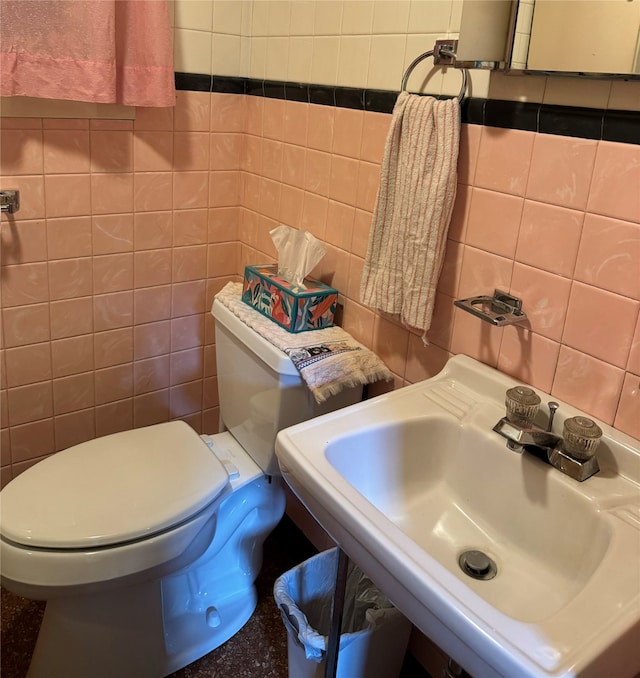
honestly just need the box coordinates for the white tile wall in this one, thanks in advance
[368,35,408,90]
[289,0,315,36]
[372,1,410,35]
[288,36,314,83]
[267,36,291,79]
[173,0,472,94]
[251,1,270,36]
[240,34,252,75]
[174,0,214,30]
[211,34,243,76]
[337,35,372,88]
[268,1,292,36]
[174,28,213,74]
[511,0,534,69]
[449,0,464,33]
[248,36,267,79]
[408,0,452,34]
[213,0,245,34]
[240,1,253,36]
[172,0,640,110]
[403,33,444,91]
[311,36,341,86]
[314,1,343,36]
[341,1,375,35]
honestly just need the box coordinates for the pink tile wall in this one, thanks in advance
[1,92,639,485]
[0,91,243,485]
[237,98,640,442]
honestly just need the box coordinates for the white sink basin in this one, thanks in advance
[276,355,640,678]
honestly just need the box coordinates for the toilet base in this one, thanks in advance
[26,477,285,678]
[28,579,259,678]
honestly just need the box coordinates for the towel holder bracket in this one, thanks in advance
[401,40,468,103]
[454,290,528,327]
[433,39,458,66]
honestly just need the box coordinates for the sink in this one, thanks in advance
[275,355,640,678]
[325,416,611,623]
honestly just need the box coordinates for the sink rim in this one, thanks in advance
[275,355,640,678]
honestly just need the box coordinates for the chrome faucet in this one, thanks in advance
[498,423,562,453]
[493,386,602,482]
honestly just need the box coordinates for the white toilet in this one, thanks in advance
[0,299,361,678]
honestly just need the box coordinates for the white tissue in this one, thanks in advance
[270,225,326,289]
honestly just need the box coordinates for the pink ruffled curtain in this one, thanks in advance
[0,0,175,107]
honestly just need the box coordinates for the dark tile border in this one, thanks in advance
[309,86,335,106]
[212,76,245,95]
[364,89,397,114]
[245,78,263,97]
[461,97,485,126]
[484,99,539,132]
[284,83,309,103]
[263,80,286,100]
[175,72,212,92]
[175,73,639,144]
[603,109,639,145]
[334,87,365,110]
[539,105,604,140]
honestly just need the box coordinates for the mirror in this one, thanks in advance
[457,0,640,77]
[512,0,640,76]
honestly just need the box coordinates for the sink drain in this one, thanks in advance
[458,550,497,580]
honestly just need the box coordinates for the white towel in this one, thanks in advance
[215,282,393,403]
[360,92,460,343]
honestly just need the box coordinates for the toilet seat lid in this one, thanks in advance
[0,421,230,549]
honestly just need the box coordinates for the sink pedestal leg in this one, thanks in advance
[325,547,349,678]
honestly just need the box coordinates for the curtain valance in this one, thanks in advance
[1,0,175,107]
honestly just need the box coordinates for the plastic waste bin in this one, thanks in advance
[274,548,412,678]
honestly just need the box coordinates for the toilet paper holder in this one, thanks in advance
[454,289,527,326]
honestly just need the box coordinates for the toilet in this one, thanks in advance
[0,298,361,678]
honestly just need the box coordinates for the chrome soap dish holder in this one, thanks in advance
[454,289,527,327]
[0,189,20,214]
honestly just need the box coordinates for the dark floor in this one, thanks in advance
[1,516,429,678]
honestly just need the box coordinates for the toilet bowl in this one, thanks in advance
[0,298,361,678]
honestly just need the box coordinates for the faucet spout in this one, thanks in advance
[493,418,562,452]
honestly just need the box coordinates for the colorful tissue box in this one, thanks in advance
[242,265,337,333]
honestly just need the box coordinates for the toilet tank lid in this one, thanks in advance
[0,422,230,549]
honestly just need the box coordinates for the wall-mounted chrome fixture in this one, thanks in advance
[401,39,468,104]
[0,190,20,214]
[454,290,527,327]
[493,387,603,482]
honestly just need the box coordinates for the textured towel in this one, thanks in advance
[360,92,460,343]
[215,282,393,403]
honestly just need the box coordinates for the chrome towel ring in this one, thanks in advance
[401,42,468,104]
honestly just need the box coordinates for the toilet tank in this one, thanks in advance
[211,300,361,476]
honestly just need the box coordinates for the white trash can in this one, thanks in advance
[274,548,412,678]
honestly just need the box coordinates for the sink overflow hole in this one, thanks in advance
[459,550,497,580]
